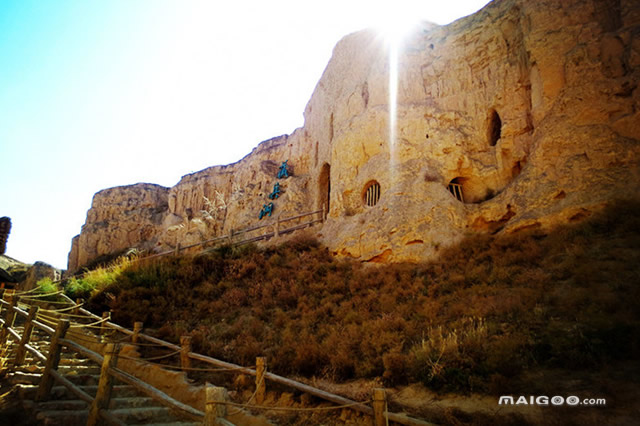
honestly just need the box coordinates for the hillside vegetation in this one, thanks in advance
[66,200,640,394]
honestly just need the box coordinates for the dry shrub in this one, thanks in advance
[410,318,488,390]
[78,199,640,394]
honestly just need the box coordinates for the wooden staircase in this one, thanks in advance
[3,322,200,425]
[1,290,436,426]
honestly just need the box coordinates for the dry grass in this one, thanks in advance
[79,199,640,394]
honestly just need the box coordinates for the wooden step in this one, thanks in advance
[108,396,156,409]
[110,406,174,424]
[58,357,95,366]
[8,371,41,385]
[37,399,89,411]
[34,409,88,426]
[57,372,99,386]
[49,384,139,400]
[57,364,101,375]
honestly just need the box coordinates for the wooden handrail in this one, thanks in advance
[24,344,47,363]
[188,352,256,376]
[234,232,275,246]
[279,209,323,223]
[36,253,438,423]
[38,207,325,288]
[0,297,201,425]
[57,294,432,424]
[134,332,180,352]
[59,338,104,364]
[235,222,270,235]
[50,370,93,404]
[108,366,204,421]
[6,326,21,341]
[50,370,125,426]
[32,320,56,336]
[264,371,373,416]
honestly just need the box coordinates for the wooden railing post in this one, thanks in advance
[322,203,327,222]
[0,295,19,346]
[228,228,234,245]
[132,321,143,344]
[175,242,182,256]
[99,311,110,336]
[15,305,39,366]
[0,288,9,316]
[372,388,387,426]
[3,289,14,302]
[256,356,266,404]
[205,383,229,425]
[180,335,192,374]
[87,343,119,426]
[74,298,82,315]
[36,319,70,401]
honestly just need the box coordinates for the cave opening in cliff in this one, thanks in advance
[488,109,502,146]
[363,180,381,207]
[319,163,331,215]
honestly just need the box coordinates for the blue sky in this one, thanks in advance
[0,0,489,269]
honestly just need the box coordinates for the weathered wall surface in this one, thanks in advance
[157,133,316,249]
[68,0,640,270]
[19,261,61,292]
[68,183,170,271]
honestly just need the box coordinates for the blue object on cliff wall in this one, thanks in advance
[268,182,281,200]
[259,203,274,219]
[277,160,289,179]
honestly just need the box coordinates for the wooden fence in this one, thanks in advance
[50,207,327,288]
[146,206,327,261]
[0,292,210,425]
[0,289,437,426]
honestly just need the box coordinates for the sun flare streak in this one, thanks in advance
[389,40,399,165]
[373,6,422,169]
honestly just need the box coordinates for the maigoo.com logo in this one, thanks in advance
[498,396,606,406]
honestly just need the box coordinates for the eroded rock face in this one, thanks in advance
[68,183,170,271]
[20,261,61,292]
[310,0,640,262]
[68,0,640,270]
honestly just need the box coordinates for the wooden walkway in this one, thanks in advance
[0,288,437,425]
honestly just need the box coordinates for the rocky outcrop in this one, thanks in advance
[68,183,170,271]
[315,0,640,262]
[159,134,316,249]
[19,261,61,292]
[0,217,11,255]
[0,256,61,292]
[69,0,640,270]
[0,255,29,284]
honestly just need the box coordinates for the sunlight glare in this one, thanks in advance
[372,7,421,168]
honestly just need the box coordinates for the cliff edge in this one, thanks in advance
[69,0,640,271]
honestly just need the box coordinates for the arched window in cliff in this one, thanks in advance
[363,180,381,207]
[448,177,465,202]
[488,109,502,146]
[319,163,331,215]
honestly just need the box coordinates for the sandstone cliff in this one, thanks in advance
[69,0,640,270]
[68,183,170,271]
